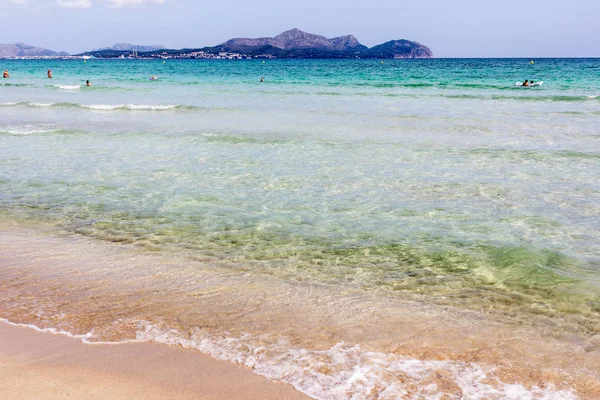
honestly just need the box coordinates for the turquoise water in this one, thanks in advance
[1,58,599,398]
[2,59,599,300]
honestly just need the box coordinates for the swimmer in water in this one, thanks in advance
[47,69,52,79]
[3,69,9,78]
[260,77,265,82]
[523,79,529,87]
[86,80,91,87]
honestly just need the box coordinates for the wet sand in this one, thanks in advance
[0,227,598,399]
[0,322,308,400]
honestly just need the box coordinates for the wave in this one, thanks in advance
[2,82,81,90]
[201,133,288,145]
[342,82,551,91]
[443,94,600,102]
[138,323,578,400]
[0,125,82,136]
[0,318,138,345]
[0,317,578,400]
[1,81,148,92]
[555,150,600,160]
[0,318,92,340]
[0,101,198,111]
[27,102,54,107]
[0,126,64,136]
[83,104,179,110]
[0,83,29,87]
[223,88,600,103]
[462,148,600,164]
[55,84,81,90]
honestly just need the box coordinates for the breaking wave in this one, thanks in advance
[0,318,579,400]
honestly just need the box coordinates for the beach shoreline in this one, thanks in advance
[1,226,598,399]
[0,321,308,400]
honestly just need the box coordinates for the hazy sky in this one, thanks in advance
[1,0,599,57]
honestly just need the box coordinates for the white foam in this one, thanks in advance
[0,318,142,346]
[27,102,54,107]
[0,125,58,135]
[55,84,81,90]
[0,318,580,400]
[0,102,18,106]
[0,318,92,340]
[82,104,178,111]
[83,104,121,110]
[136,323,579,400]
[586,95,598,99]
[125,104,177,110]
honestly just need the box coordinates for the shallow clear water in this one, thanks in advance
[1,58,599,399]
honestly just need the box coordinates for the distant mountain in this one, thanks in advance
[0,43,67,58]
[80,29,433,59]
[215,28,369,57]
[367,40,433,59]
[209,29,432,58]
[98,43,165,52]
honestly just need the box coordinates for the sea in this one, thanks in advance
[1,58,599,399]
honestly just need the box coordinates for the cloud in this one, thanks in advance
[9,0,165,9]
[7,0,49,10]
[57,0,92,8]
[104,0,165,8]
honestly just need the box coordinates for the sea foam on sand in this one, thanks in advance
[0,322,308,400]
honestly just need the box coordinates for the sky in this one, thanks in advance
[1,0,599,57]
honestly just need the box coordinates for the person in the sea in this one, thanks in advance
[523,79,529,87]
[260,77,265,82]
[2,69,9,78]
[47,69,52,79]
[86,80,91,87]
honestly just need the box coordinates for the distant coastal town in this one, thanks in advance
[2,51,277,60]
[145,51,277,60]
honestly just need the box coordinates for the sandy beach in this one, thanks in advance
[0,322,308,400]
[1,227,598,399]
